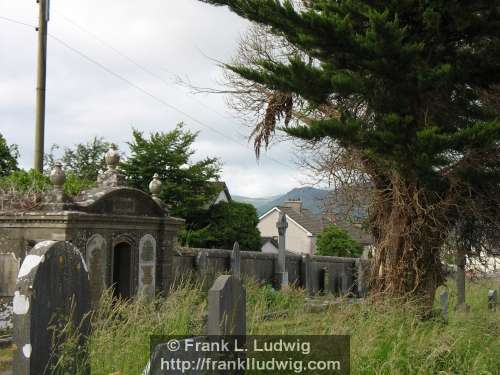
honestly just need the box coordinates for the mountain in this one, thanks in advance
[231,194,280,209]
[234,187,330,216]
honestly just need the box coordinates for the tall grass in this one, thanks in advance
[54,278,498,375]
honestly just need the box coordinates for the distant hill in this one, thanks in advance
[231,194,280,209]
[234,187,330,216]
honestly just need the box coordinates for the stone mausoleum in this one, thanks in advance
[0,146,183,304]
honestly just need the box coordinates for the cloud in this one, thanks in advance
[0,0,308,197]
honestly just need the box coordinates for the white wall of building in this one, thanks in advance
[258,209,315,255]
[261,241,278,254]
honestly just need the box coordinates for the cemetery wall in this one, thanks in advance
[173,248,361,295]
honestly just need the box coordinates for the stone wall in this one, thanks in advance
[173,248,363,295]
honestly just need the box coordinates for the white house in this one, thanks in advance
[204,181,232,209]
[258,200,325,255]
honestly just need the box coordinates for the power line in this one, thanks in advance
[0,14,297,171]
[0,15,36,29]
[48,34,296,170]
[54,10,248,125]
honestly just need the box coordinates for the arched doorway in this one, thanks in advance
[112,242,132,299]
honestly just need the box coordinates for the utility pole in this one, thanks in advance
[34,0,49,173]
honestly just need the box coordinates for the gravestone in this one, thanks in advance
[207,275,246,336]
[85,234,107,305]
[13,241,91,375]
[275,212,288,289]
[439,290,449,322]
[356,259,370,298]
[0,253,20,297]
[487,289,497,312]
[195,250,210,290]
[230,242,241,280]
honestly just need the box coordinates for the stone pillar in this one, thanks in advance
[157,225,177,294]
[440,290,449,323]
[138,234,156,298]
[455,247,466,308]
[275,212,288,289]
[301,254,313,295]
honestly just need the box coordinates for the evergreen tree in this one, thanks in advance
[200,0,500,305]
[0,133,19,177]
[121,124,221,221]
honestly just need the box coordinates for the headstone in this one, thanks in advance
[13,241,91,375]
[139,234,157,298]
[488,289,497,312]
[301,254,312,295]
[207,275,246,336]
[440,290,449,322]
[230,242,241,280]
[195,250,210,289]
[275,212,288,289]
[318,267,327,295]
[195,250,208,275]
[356,259,369,298]
[340,271,350,296]
[85,234,107,305]
[0,253,20,297]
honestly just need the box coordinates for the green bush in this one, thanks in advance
[0,170,95,202]
[316,224,363,257]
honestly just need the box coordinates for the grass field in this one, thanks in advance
[2,278,499,374]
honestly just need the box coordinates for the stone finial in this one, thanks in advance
[149,173,162,198]
[104,144,120,171]
[49,161,65,190]
[97,144,127,188]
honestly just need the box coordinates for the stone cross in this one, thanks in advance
[13,241,91,375]
[276,212,289,289]
[440,290,449,322]
[230,242,241,280]
[488,289,497,312]
[207,275,246,336]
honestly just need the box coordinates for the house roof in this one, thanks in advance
[261,236,279,248]
[214,181,232,201]
[277,206,325,235]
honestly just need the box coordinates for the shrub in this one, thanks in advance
[316,224,363,257]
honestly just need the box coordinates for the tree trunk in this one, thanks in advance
[368,173,448,311]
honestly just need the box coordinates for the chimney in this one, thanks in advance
[283,198,302,213]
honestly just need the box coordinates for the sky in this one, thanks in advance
[0,0,310,197]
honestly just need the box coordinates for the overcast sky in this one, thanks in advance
[0,0,311,197]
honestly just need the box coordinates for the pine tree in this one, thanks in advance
[200,0,500,306]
